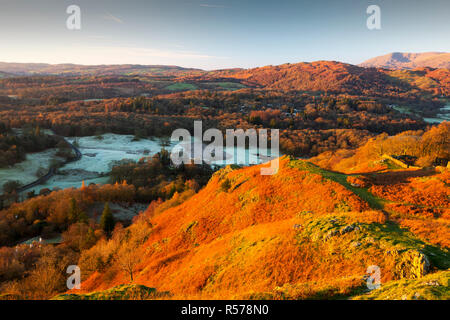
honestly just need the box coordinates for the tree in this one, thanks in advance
[115,242,140,282]
[220,178,231,192]
[62,222,97,252]
[68,197,88,224]
[3,180,22,194]
[23,247,69,299]
[100,202,115,236]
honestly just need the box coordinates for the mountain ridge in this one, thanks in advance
[360,52,450,70]
[1,59,449,96]
[0,62,204,76]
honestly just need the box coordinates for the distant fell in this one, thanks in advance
[202,60,449,95]
[0,62,204,77]
[1,59,448,96]
[360,52,450,70]
[0,71,13,78]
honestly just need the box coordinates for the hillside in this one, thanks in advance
[197,60,449,97]
[70,156,449,300]
[210,61,393,93]
[2,60,449,97]
[386,67,450,96]
[360,52,450,70]
[352,270,449,300]
[310,121,450,174]
[53,284,170,300]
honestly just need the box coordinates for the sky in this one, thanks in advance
[0,0,449,70]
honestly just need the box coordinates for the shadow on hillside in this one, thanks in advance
[363,168,436,185]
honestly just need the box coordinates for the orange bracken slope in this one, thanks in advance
[77,156,449,299]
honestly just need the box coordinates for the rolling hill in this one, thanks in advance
[360,52,450,70]
[0,62,205,77]
[194,60,449,96]
[70,155,449,300]
[1,60,449,97]
[209,60,394,93]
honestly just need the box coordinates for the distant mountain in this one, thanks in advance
[0,62,204,77]
[359,52,450,70]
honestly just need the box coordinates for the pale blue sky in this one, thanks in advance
[0,0,449,69]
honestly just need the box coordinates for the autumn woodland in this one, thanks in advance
[0,55,447,301]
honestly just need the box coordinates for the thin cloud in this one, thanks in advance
[103,12,124,24]
[199,4,228,8]
[87,35,110,40]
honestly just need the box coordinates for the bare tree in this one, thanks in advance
[115,243,141,282]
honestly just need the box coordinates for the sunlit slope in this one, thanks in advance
[77,157,449,299]
[204,60,449,96]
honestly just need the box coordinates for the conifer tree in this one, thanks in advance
[100,202,115,236]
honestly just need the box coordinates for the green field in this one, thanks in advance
[165,82,198,91]
[206,82,247,90]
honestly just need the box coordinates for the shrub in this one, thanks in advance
[220,178,231,192]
